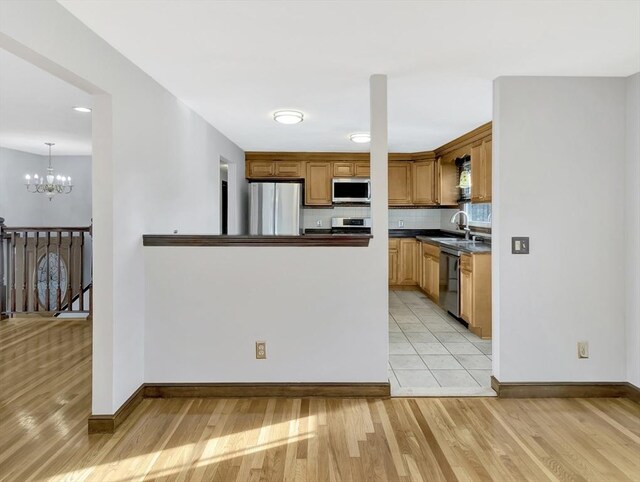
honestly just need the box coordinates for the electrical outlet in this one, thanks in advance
[316,220,322,227]
[398,220,404,228]
[256,341,266,359]
[577,341,589,359]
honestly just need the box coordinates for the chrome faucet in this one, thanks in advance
[450,211,471,240]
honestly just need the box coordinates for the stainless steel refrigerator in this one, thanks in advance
[249,182,302,235]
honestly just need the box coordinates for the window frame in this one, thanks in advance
[463,202,492,229]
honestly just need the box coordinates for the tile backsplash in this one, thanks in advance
[390,208,458,230]
[302,206,371,229]
[303,207,460,230]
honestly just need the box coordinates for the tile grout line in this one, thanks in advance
[390,291,490,390]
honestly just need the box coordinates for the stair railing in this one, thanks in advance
[0,218,92,318]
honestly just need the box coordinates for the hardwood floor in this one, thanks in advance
[1,317,640,481]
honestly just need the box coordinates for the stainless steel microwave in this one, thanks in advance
[332,178,371,204]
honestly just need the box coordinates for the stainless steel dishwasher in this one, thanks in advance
[439,247,461,318]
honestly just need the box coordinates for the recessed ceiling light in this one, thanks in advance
[73,106,92,113]
[273,110,304,124]
[349,132,371,144]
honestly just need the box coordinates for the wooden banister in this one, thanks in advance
[1,223,92,318]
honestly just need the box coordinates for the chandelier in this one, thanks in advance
[25,142,73,200]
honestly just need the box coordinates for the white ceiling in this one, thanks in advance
[0,48,92,156]
[58,0,639,153]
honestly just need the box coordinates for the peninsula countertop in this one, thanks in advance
[142,233,373,247]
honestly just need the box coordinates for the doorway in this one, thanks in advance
[220,163,229,234]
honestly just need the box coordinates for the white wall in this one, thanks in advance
[144,75,389,387]
[493,76,627,382]
[625,73,640,388]
[0,0,245,414]
[0,147,91,226]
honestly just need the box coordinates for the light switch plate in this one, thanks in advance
[512,237,530,254]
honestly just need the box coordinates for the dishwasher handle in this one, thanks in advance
[440,247,461,257]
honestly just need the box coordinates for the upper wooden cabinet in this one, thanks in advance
[247,160,302,179]
[305,162,332,206]
[412,160,437,205]
[275,162,302,178]
[247,161,275,178]
[333,162,355,177]
[332,161,370,178]
[354,162,370,177]
[388,162,413,206]
[471,139,492,203]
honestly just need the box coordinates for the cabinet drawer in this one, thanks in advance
[248,161,275,178]
[389,238,400,252]
[333,162,355,177]
[275,162,302,177]
[460,254,473,272]
[422,242,440,259]
[354,162,370,177]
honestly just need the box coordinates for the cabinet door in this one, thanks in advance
[412,161,437,205]
[483,140,492,202]
[389,250,398,285]
[422,253,431,294]
[460,268,473,324]
[305,162,332,206]
[439,158,458,206]
[388,162,412,206]
[248,161,275,178]
[471,140,492,203]
[354,162,370,177]
[429,257,440,303]
[398,238,418,285]
[470,144,484,202]
[275,162,302,178]
[333,162,355,177]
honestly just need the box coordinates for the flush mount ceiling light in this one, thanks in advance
[73,106,92,113]
[273,110,304,124]
[349,132,371,144]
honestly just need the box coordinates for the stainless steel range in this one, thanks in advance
[330,217,372,234]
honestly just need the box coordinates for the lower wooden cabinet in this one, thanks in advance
[389,238,419,286]
[388,239,399,285]
[398,239,419,285]
[420,242,440,302]
[459,253,492,339]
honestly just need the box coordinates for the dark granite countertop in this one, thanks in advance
[388,229,447,238]
[416,235,491,254]
[143,234,372,247]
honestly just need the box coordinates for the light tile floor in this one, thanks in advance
[389,290,496,397]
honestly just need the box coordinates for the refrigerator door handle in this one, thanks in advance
[274,186,279,235]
